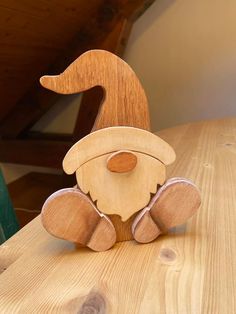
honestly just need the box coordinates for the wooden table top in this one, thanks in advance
[0,118,235,314]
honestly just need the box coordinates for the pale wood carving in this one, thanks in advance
[62,126,176,175]
[106,150,137,173]
[39,49,200,250]
[75,152,166,221]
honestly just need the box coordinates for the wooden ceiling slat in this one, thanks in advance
[0,1,100,20]
[0,0,105,121]
[0,0,154,138]
[0,0,155,168]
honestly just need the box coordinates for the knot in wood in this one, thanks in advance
[159,247,177,264]
[78,291,106,314]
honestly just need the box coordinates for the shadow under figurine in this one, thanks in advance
[40,50,201,251]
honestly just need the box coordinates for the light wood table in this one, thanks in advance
[0,118,235,313]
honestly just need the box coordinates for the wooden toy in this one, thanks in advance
[40,50,201,251]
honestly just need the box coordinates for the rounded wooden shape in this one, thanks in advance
[63,126,176,174]
[107,150,137,173]
[76,153,166,221]
[41,188,116,251]
[132,177,201,244]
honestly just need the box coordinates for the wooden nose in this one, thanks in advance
[107,151,137,173]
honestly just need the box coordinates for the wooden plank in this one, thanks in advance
[0,0,105,123]
[0,0,155,139]
[26,131,72,142]
[0,139,72,168]
[0,87,61,139]
[0,216,50,274]
[0,118,236,312]
[1,18,131,140]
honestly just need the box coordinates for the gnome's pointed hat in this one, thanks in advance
[40,50,175,174]
[40,49,150,131]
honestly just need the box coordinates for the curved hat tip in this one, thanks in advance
[40,75,61,93]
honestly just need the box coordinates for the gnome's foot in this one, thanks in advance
[132,178,201,244]
[41,188,116,251]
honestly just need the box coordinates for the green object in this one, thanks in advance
[0,170,19,244]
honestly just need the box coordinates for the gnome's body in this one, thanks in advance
[41,50,201,251]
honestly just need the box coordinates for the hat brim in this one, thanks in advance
[63,126,176,174]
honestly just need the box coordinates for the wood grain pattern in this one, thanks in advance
[132,178,201,243]
[63,126,176,174]
[76,152,166,221]
[1,118,235,313]
[132,207,162,244]
[40,49,175,239]
[73,18,132,140]
[0,0,104,123]
[0,1,155,137]
[106,150,137,173]
[40,49,151,131]
[41,188,116,251]
[108,213,137,242]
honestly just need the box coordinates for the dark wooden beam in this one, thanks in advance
[0,0,155,139]
[0,139,72,168]
[0,86,60,139]
[0,0,155,169]
[26,131,72,142]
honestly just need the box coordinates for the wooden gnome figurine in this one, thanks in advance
[40,50,201,251]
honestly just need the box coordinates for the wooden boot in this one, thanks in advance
[41,188,116,251]
[132,178,201,243]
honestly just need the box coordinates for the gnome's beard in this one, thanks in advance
[75,152,166,222]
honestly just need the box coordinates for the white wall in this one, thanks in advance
[124,0,236,131]
[32,94,81,134]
